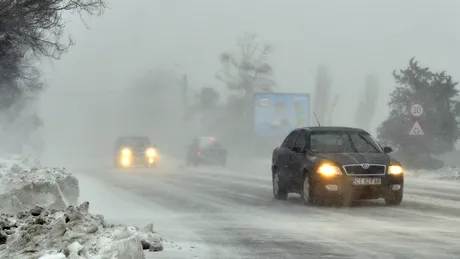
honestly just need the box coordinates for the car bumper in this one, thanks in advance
[116,156,156,167]
[189,155,226,164]
[314,174,404,200]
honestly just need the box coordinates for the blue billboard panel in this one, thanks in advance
[253,93,310,136]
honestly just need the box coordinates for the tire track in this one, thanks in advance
[175,167,460,256]
[76,165,460,259]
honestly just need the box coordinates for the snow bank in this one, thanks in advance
[0,156,164,258]
[0,156,79,215]
[0,202,163,258]
[408,166,460,181]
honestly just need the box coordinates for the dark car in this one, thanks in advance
[271,127,403,206]
[114,136,158,168]
[186,137,227,167]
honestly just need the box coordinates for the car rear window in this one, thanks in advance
[198,138,222,149]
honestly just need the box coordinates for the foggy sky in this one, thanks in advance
[37,0,460,163]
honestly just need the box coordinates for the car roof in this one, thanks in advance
[117,136,150,140]
[300,126,368,133]
[196,137,222,144]
[117,136,150,142]
[196,136,218,140]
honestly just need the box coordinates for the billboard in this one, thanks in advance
[253,92,310,136]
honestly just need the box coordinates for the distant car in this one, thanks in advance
[271,127,404,206]
[114,136,158,168]
[186,137,227,167]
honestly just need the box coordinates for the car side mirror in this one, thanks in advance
[383,146,393,153]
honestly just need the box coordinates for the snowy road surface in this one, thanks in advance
[73,160,460,259]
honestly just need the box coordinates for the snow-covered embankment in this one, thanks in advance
[0,156,163,258]
[408,166,460,181]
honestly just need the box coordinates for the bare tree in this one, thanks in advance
[213,33,276,149]
[197,87,219,110]
[313,66,333,124]
[216,33,275,98]
[355,74,379,130]
[0,0,107,59]
[0,0,107,155]
[326,94,340,125]
[0,0,107,108]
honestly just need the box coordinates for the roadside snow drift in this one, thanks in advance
[0,156,163,258]
[0,157,79,215]
[409,166,460,181]
[0,202,162,258]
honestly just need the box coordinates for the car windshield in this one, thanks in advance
[118,137,151,147]
[310,131,382,153]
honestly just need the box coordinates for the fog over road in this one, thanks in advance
[73,159,460,259]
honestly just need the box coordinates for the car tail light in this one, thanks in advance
[197,151,201,155]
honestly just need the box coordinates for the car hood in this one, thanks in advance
[313,152,393,166]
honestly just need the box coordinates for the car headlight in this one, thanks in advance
[121,157,131,165]
[121,148,132,156]
[317,164,342,177]
[388,165,403,175]
[146,148,156,157]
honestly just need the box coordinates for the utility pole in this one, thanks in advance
[182,74,188,147]
[182,74,188,121]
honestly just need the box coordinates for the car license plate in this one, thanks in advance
[352,178,381,185]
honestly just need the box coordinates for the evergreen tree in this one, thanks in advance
[377,58,460,156]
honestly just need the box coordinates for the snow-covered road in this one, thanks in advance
[72,160,460,259]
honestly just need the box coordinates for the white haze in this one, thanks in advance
[35,0,460,165]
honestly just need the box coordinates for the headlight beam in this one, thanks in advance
[317,164,342,177]
[388,165,403,175]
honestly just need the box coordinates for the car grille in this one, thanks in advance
[343,164,386,175]
[117,147,147,157]
[134,150,146,156]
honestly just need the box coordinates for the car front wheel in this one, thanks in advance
[146,163,156,168]
[340,191,353,207]
[301,174,316,205]
[186,160,196,167]
[385,189,403,206]
[273,170,288,200]
[114,160,120,168]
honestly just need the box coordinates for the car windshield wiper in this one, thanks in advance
[357,134,380,152]
[346,133,359,152]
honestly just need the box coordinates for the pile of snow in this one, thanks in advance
[0,156,164,258]
[408,166,460,181]
[0,156,79,215]
[0,202,163,258]
[0,155,41,171]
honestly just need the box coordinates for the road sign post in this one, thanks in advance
[409,121,424,136]
[410,103,423,117]
[409,103,424,136]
